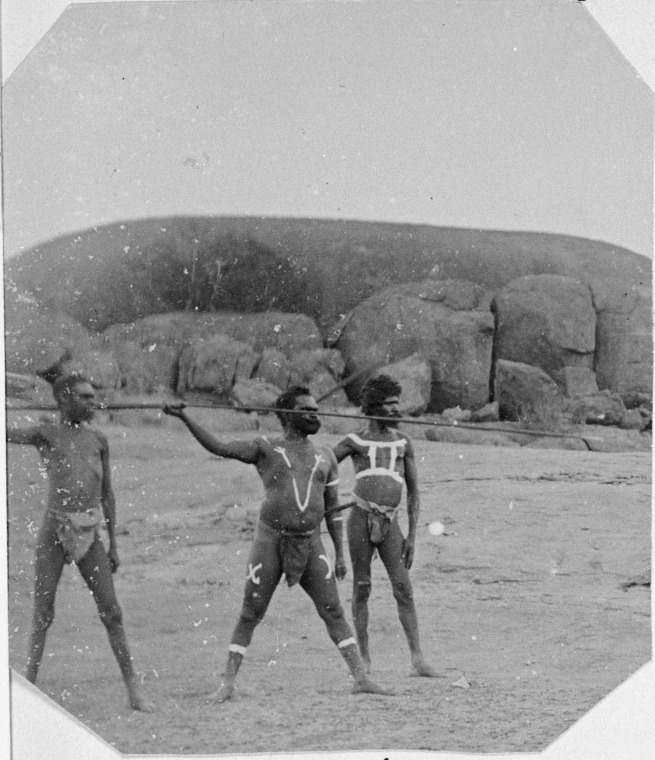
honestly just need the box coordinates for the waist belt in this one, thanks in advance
[47,506,102,563]
[352,494,400,519]
[48,506,102,529]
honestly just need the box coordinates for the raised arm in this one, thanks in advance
[163,405,261,464]
[99,434,120,573]
[401,436,420,569]
[323,451,347,580]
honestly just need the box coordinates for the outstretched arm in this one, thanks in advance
[402,437,420,569]
[99,435,120,573]
[6,426,42,446]
[323,453,347,580]
[163,404,260,463]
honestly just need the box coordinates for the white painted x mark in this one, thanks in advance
[247,562,263,585]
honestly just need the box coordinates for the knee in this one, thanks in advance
[239,603,265,629]
[317,599,345,627]
[353,580,372,604]
[392,580,414,607]
[99,603,123,629]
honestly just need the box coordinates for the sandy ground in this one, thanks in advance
[6,412,651,755]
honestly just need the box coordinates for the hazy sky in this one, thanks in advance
[1,0,653,259]
[3,0,654,86]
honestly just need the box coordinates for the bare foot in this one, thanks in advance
[409,660,440,678]
[207,682,234,704]
[129,693,155,712]
[352,676,395,696]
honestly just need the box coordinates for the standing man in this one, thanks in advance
[6,373,152,711]
[163,386,392,702]
[333,374,437,677]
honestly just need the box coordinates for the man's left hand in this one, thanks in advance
[335,554,347,581]
[401,536,415,569]
[108,546,120,573]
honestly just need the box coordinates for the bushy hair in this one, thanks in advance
[361,374,402,416]
[52,373,93,406]
[275,385,312,424]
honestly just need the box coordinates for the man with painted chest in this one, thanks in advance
[164,385,392,702]
[333,374,437,678]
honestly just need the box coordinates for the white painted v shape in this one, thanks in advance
[274,447,324,512]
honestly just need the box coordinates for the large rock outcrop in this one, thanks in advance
[288,349,348,406]
[4,284,91,375]
[99,310,322,357]
[590,280,652,395]
[108,340,180,395]
[564,390,627,426]
[6,216,651,397]
[252,348,292,390]
[95,310,324,396]
[495,359,566,428]
[373,354,432,416]
[177,336,258,397]
[492,275,596,386]
[334,279,494,412]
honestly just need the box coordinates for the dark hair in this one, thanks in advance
[37,349,73,386]
[275,385,311,424]
[361,374,402,415]
[52,373,93,406]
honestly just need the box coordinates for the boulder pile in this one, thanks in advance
[5,215,651,443]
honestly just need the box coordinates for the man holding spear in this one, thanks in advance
[163,385,393,702]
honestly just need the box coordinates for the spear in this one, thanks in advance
[324,501,357,517]
[5,400,599,448]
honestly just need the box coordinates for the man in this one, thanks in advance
[163,386,392,702]
[333,374,437,677]
[6,372,152,711]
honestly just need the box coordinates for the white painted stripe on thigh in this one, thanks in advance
[229,644,247,656]
[337,637,357,649]
[319,553,333,579]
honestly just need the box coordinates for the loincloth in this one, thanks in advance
[258,519,316,588]
[352,494,400,546]
[277,527,316,587]
[48,507,103,564]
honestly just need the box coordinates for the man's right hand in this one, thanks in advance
[162,403,187,418]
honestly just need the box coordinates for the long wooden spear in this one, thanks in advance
[5,400,599,448]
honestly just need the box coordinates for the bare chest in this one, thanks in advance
[260,441,331,512]
[39,428,104,485]
[348,433,407,484]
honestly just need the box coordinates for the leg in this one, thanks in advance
[76,538,153,710]
[378,522,438,677]
[210,522,282,703]
[346,508,376,671]
[300,535,393,696]
[26,518,66,683]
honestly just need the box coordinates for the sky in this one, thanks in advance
[1,1,653,260]
[2,0,654,87]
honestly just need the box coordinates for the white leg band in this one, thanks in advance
[337,638,357,649]
[229,644,247,656]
